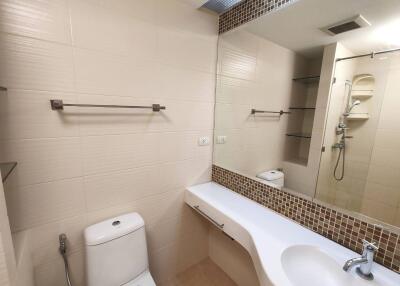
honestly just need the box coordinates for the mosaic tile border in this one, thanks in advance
[212,165,400,273]
[219,0,298,34]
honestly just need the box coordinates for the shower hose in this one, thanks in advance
[59,234,73,286]
[334,145,345,181]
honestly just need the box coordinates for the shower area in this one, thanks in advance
[315,48,400,227]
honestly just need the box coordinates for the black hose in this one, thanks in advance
[334,146,345,181]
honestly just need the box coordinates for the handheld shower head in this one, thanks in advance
[345,100,361,116]
[59,233,67,254]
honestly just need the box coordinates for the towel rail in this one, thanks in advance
[192,205,224,229]
[50,99,166,112]
[251,109,291,115]
[0,86,7,91]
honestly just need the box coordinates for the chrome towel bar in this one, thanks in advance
[251,109,291,115]
[50,99,166,112]
[193,205,224,229]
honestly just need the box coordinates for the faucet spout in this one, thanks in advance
[343,257,368,271]
[342,240,378,280]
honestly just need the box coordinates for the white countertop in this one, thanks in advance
[185,182,400,286]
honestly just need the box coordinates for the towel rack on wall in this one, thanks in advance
[251,109,291,115]
[50,99,166,112]
[0,86,7,91]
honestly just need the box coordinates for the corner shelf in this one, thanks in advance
[351,90,373,98]
[0,162,17,183]
[346,113,370,120]
[286,133,312,139]
[292,76,320,84]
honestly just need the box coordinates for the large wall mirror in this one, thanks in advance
[213,0,400,229]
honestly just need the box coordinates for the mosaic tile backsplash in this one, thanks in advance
[219,0,298,33]
[212,165,400,273]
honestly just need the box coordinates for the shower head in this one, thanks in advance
[59,233,67,254]
[351,100,361,107]
[345,100,361,116]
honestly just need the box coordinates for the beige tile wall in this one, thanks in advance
[361,55,400,226]
[315,45,400,228]
[0,0,218,285]
[0,172,16,286]
[315,43,356,206]
[214,29,308,177]
[0,177,11,286]
[214,28,324,198]
[0,234,10,286]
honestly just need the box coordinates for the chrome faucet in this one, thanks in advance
[343,240,378,280]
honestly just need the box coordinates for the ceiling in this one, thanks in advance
[244,0,400,58]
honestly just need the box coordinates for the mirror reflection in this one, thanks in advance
[213,0,400,228]
[316,52,400,227]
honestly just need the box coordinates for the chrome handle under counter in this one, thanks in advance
[192,205,224,229]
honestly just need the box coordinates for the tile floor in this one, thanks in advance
[160,258,237,286]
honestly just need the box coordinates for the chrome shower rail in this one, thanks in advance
[251,109,291,115]
[336,47,400,62]
[50,99,166,112]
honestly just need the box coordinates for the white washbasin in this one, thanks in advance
[185,182,400,286]
[281,245,345,286]
[281,245,397,286]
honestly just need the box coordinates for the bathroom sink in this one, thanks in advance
[281,245,346,286]
[186,183,400,286]
[281,245,393,286]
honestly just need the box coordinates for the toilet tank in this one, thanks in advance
[84,213,149,286]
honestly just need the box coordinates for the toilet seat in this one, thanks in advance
[123,270,156,286]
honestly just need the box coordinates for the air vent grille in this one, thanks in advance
[328,21,361,35]
[202,0,243,14]
[322,15,371,36]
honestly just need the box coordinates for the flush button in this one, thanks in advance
[112,220,121,226]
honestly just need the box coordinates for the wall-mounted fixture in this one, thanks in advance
[345,74,375,120]
[292,76,320,84]
[251,109,291,115]
[351,74,374,98]
[321,15,371,36]
[50,100,166,112]
[0,86,7,91]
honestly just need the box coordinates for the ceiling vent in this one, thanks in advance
[321,15,371,36]
[202,0,243,14]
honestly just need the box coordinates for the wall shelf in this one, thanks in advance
[0,162,17,183]
[286,133,312,139]
[289,107,316,110]
[292,76,320,84]
[351,90,373,98]
[346,113,370,120]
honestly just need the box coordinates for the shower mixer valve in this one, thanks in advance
[336,123,349,135]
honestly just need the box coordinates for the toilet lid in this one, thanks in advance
[257,170,284,181]
[123,270,156,286]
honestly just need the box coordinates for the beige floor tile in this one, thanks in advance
[160,258,237,286]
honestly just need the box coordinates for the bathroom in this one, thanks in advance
[0,0,399,285]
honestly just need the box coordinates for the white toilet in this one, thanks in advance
[84,213,156,286]
[256,169,284,188]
